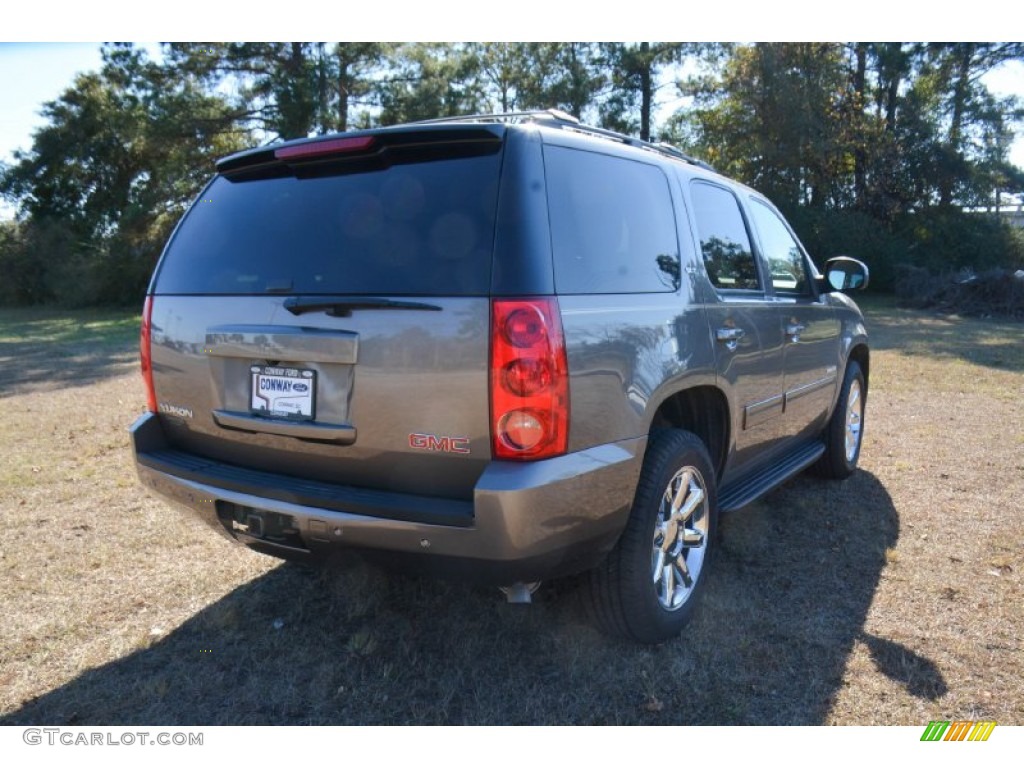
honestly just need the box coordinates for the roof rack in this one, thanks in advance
[410,108,580,126]
[408,109,716,172]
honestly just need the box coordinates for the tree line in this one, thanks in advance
[1,42,1022,306]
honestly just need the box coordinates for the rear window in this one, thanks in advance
[544,146,681,294]
[154,151,502,295]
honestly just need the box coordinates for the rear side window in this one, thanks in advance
[545,146,680,294]
[690,182,760,291]
[154,152,502,296]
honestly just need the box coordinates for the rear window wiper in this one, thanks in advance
[282,297,443,317]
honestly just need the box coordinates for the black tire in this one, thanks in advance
[584,430,718,644]
[814,360,865,479]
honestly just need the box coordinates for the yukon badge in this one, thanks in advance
[159,403,194,419]
[408,433,470,454]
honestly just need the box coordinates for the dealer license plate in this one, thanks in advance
[250,365,316,420]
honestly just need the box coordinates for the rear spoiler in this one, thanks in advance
[216,125,506,177]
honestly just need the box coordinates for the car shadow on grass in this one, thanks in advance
[1,470,935,725]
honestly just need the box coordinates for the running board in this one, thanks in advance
[718,441,825,512]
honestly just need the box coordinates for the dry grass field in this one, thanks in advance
[0,297,1021,725]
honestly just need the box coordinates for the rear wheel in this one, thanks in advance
[585,430,717,644]
[814,360,865,479]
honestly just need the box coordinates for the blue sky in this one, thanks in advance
[0,43,156,218]
[2,42,1023,220]
[0,44,98,167]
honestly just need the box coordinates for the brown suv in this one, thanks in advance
[131,110,870,643]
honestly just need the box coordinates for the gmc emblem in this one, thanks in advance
[408,433,471,454]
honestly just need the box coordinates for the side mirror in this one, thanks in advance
[822,256,869,292]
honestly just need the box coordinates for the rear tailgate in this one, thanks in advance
[146,128,503,501]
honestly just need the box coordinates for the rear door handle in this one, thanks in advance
[715,327,745,351]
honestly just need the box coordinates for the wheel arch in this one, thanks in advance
[647,385,730,481]
[847,343,870,394]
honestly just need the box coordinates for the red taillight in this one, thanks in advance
[502,358,554,397]
[140,295,158,413]
[502,306,548,347]
[491,299,569,460]
[273,136,375,161]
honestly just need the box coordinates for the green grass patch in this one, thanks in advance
[0,307,139,348]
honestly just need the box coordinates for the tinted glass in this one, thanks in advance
[749,199,809,294]
[690,182,760,291]
[545,146,680,294]
[154,153,502,295]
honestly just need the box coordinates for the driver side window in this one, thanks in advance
[748,199,810,295]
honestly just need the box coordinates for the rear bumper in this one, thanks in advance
[130,412,644,584]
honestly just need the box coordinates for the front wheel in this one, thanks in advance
[814,360,866,479]
[585,430,718,644]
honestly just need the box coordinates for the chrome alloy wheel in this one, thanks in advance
[844,379,863,463]
[651,466,709,611]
